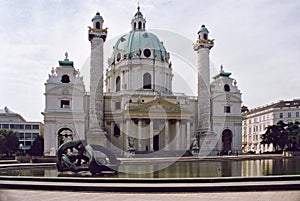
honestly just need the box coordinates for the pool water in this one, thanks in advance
[1,158,300,178]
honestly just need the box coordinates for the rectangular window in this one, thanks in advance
[224,106,231,113]
[9,124,15,129]
[19,133,24,139]
[115,102,121,110]
[279,113,283,118]
[14,124,24,129]
[288,112,292,118]
[25,125,31,129]
[32,125,39,130]
[61,100,70,108]
[25,133,31,140]
[32,133,39,139]
[25,141,32,146]
[296,112,299,118]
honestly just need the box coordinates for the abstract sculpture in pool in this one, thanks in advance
[56,140,121,175]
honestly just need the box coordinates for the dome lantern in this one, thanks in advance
[131,5,146,31]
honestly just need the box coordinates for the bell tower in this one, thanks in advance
[87,12,108,146]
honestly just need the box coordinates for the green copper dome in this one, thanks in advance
[199,25,209,33]
[111,30,168,61]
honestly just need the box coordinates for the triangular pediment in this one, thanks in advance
[129,98,182,113]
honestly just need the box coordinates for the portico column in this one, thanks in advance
[164,120,169,150]
[180,120,187,149]
[186,120,191,149]
[176,120,180,150]
[119,122,125,151]
[109,122,115,149]
[138,119,142,151]
[149,120,154,151]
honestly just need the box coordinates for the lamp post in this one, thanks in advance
[19,143,24,156]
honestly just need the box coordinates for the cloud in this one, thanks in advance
[0,0,300,121]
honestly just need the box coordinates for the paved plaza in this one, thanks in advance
[1,190,300,201]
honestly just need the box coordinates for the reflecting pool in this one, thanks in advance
[1,158,300,178]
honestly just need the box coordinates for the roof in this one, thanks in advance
[0,107,26,122]
[92,12,103,21]
[0,106,14,114]
[244,99,300,115]
[111,30,167,60]
[198,25,209,33]
[58,59,74,68]
[134,6,143,18]
[213,66,232,80]
[213,71,232,80]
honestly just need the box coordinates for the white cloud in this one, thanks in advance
[0,0,299,121]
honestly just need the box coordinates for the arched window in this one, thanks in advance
[96,22,100,29]
[203,33,208,40]
[224,84,230,92]
[138,21,142,29]
[134,22,136,30]
[143,73,151,89]
[61,75,70,83]
[114,124,120,137]
[116,76,121,92]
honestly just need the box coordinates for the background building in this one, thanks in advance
[242,99,300,153]
[43,7,242,156]
[0,107,43,154]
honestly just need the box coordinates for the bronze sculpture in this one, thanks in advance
[56,139,120,175]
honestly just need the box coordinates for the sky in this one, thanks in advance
[0,0,299,121]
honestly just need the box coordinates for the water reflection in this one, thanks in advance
[1,158,300,178]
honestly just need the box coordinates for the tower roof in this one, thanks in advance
[134,6,143,18]
[213,65,232,79]
[198,25,209,33]
[92,12,103,21]
[58,52,74,68]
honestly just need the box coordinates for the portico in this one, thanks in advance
[107,98,193,152]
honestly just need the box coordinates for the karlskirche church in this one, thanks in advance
[43,7,242,156]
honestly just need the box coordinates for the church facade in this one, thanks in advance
[43,7,242,156]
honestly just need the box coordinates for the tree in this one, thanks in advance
[28,135,44,156]
[261,121,300,152]
[0,129,19,157]
[286,121,300,150]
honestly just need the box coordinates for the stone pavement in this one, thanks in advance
[0,190,300,201]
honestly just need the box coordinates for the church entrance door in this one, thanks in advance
[222,129,232,154]
[153,134,159,151]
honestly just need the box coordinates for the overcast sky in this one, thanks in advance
[0,0,299,121]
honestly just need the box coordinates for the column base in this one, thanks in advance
[87,129,108,147]
[198,130,219,156]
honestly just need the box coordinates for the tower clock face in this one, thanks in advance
[226,94,230,102]
[62,88,69,95]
